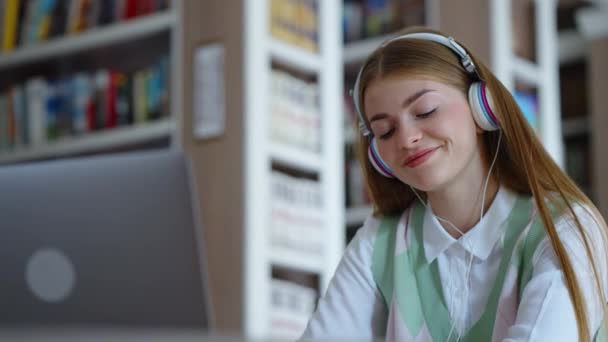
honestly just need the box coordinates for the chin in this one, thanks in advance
[400,171,450,193]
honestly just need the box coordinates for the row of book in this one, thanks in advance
[271,171,322,208]
[270,0,318,52]
[1,0,170,52]
[270,68,320,153]
[0,55,169,152]
[270,171,324,255]
[270,278,317,340]
[343,0,426,43]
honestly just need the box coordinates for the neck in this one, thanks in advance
[426,173,500,239]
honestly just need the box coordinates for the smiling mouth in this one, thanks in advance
[404,147,440,168]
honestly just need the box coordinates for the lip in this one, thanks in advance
[403,147,440,168]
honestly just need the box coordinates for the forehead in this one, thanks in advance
[362,77,449,111]
[365,76,444,95]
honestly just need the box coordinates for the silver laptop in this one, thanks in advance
[0,150,212,330]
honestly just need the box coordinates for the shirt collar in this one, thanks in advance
[422,185,519,263]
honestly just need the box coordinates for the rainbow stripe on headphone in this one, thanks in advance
[367,138,395,178]
[477,82,500,129]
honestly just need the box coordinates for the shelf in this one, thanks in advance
[270,246,324,274]
[346,205,372,226]
[0,119,174,164]
[576,6,608,41]
[269,39,321,73]
[343,34,394,65]
[562,116,590,137]
[558,29,586,64]
[0,11,175,70]
[270,143,321,173]
[512,57,541,87]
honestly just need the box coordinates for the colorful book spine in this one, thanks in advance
[2,0,22,51]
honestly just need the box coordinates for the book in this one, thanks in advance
[2,0,22,51]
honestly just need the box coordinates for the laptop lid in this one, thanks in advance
[0,150,212,329]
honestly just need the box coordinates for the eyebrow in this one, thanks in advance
[369,89,435,124]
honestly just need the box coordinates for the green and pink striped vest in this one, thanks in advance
[372,196,606,341]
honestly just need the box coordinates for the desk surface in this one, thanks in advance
[0,327,253,342]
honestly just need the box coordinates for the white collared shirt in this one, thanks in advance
[300,186,607,341]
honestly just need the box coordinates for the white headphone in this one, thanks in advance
[351,32,501,178]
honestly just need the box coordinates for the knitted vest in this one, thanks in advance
[371,196,606,341]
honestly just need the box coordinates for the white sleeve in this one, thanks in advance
[503,204,608,341]
[299,215,387,341]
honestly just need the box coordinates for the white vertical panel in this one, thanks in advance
[491,0,514,91]
[536,0,564,167]
[244,0,271,338]
[318,0,345,293]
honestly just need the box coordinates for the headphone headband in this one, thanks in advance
[352,32,481,137]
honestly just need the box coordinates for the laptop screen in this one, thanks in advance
[0,150,211,329]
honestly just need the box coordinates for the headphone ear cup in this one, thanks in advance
[468,82,500,131]
[367,138,395,178]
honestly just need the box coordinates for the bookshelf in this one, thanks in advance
[243,0,343,338]
[491,0,564,168]
[0,12,175,69]
[269,143,322,173]
[0,1,178,164]
[269,38,322,72]
[573,2,608,214]
[0,118,174,164]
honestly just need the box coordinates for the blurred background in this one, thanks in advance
[0,0,606,340]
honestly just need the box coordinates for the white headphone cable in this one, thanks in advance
[453,131,502,342]
[409,132,501,341]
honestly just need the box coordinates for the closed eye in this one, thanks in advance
[416,108,437,118]
[379,128,394,140]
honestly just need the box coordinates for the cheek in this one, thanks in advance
[440,106,477,137]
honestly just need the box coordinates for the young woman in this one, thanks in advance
[300,27,608,341]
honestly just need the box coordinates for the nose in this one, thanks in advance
[397,122,423,149]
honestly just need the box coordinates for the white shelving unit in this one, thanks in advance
[270,246,325,274]
[491,0,564,168]
[244,0,343,339]
[0,7,181,164]
[269,143,322,173]
[559,29,587,64]
[269,38,322,72]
